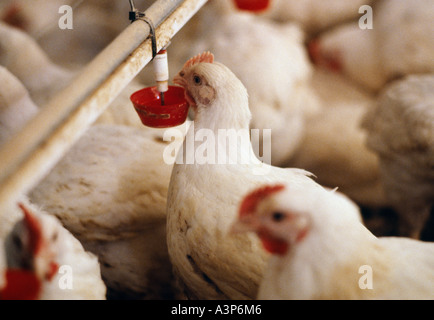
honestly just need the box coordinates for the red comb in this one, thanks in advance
[239,184,285,217]
[18,203,42,256]
[183,51,214,69]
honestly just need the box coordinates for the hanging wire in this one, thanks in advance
[128,0,136,11]
[128,0,157,59]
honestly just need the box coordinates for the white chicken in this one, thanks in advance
[0,198,106,300]
[166,52,354,299]
[29,123,188,299]
[310,0,434,92]
[231,183,434,300]
[179,0,321,166]
[262,0,376,35]
[362,74,434,240]
[0,65,39,146]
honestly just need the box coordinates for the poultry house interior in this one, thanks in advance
[0,0,433,302]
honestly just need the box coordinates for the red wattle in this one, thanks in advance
[260,236,288,255]
[0,270,41,300]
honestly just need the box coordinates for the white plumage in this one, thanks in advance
[30,123,187,299]
[0,0,130,67]
[362,74,434,239]
[0,65,38,146]
[0,21,74,106]
[0,20,149,128]
[286,69,386,207]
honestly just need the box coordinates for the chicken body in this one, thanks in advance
[232,184,434,300]
[30,123,186,299]
[0,21,74,106]
[0,65,39,146]
[362,75,434,239]
[0,0,131,67]
[166,52,346,299]
[0,20,147,128]
[286,69,385,207]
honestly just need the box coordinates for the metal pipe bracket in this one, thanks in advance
[129,0,157,58]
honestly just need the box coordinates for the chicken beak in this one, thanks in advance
[34,247,58,281]
[173,73,197,108]
[173,74,185,87]
[229,216,260,235]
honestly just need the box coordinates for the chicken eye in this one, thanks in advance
[193,75,202,85]
[13,235,23,250]
[271,212,285,222]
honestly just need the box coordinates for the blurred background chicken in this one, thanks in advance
[362,74,434,241]
[0,0,130,67]
[285,69,385,208]
[263,0,376,35]
[232,183,434,299]
[0,198,106,300]
[0,20,74,106]
[29,123,187,299]
[0,20,148,127]
[310,0,434,92]
[0,65,38,146]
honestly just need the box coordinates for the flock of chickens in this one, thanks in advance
[0,0,433,300]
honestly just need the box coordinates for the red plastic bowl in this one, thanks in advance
[233,0,271,12]
[130,86,189,128]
